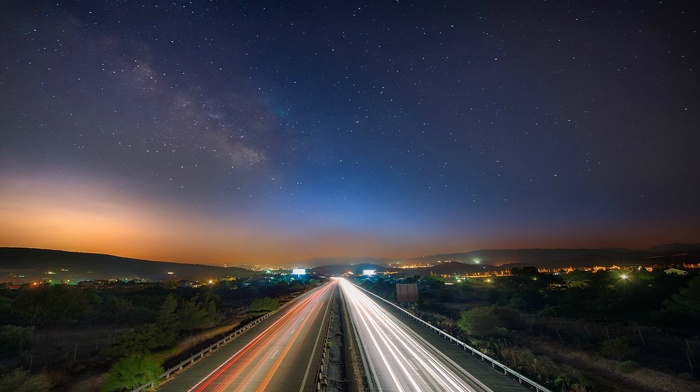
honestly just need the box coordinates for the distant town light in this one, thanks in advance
[292,268,306,275]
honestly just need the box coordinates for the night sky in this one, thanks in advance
[1,1,698,266]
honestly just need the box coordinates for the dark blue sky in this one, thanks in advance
[1,1,698,265]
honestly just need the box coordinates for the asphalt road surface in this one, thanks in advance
[158,281,336,392]
[338,277,495,392]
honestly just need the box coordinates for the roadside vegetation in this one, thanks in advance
[357,268,700,392]
[0,276,319,391]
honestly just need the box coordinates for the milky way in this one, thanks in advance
[1,1,698,265]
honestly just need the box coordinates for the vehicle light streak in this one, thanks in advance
[183,281,335,392]
[337,278,493,392]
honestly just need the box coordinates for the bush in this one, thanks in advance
[249,297,278,313]
[458,306,502,337]
[616,360,640,373]
[0,325,34,355]
[0,368,51,392]
[101,354,163,392]
[100,324,177,359]
[599,337,636,361]
[12,285,90,326]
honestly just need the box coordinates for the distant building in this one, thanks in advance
[177,280,201,288]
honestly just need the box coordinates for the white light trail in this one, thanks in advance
[337,278,493,392]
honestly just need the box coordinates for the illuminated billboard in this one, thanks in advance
[292,268,306,275]
[362,269,376,276]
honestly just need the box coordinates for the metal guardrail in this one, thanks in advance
[313,289,335,391]
[133,301,293,391]
[338,283,378,392]
[355,283,552,392]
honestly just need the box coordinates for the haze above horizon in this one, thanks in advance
[1,1,698,266]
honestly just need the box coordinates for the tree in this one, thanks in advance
[248,297,278,313]
[177,297,211,332]
[511,266,540,278]
[101,354,163,392]
[203,296,219,326]
[0,325,34,354]
[96,295,133,324]
[599,337,637,361]
[458,306,502,337]
[12,285,90,326]
[562,271,594,288]
[0,368,51,392]
[420,274,444,290]
[666,276,700,314]
[156,293,219,334]
[156,294,179,331]
[100,324,176,359]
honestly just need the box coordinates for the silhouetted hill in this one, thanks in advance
[0,248,255,282]
[3,243,697,283]
[311,263,399,276]
[403,244,700,270]
[404,261,497,275]
[406,248,640,266]
[647,243,700,253]
[643,243,700,264]
[300,256,389,268]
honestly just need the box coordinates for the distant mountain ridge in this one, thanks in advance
[310,263,400,276]
[646,243,700,253]
[300,256,389,268]
[1,243,697,283]
[0,248,255,282]
[305,244,699,268]
[306,243,699,276]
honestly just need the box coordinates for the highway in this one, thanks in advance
[338,277,494,392]
[158,280,336,392]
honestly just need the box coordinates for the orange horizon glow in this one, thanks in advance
[1,172,698,266]
[0,173,449,264]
